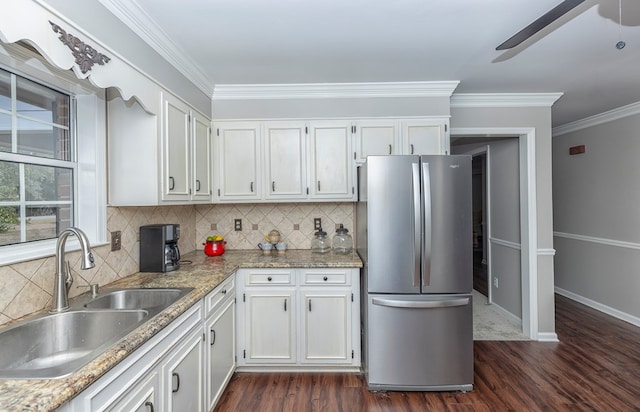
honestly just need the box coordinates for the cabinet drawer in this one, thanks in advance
[206,275,235,317]
[245,270,294,285]
[302,270,350,285]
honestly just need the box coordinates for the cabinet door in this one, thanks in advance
[355,120,398,163]
[308,121,354,200]
[205,298,235,412]
[191,112,212,201]
[300,289,352,364]
[244,289,296,363]
[402,119,448,155]
[162,92,191,201]
[264,121,307,199]
[216,122,261,200]
[163,328,204,412]
[108,370,158,412]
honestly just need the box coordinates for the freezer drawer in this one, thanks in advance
[365,293,473,391]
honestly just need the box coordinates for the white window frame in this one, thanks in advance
[0,42,107,265]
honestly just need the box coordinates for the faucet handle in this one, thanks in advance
[77,283,99,298]
[64,261,73,292]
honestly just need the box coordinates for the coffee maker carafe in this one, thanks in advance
[139,224,181,272]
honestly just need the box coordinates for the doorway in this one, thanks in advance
[471,153,488,298]
[451,129,536,339]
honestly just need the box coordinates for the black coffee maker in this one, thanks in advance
[139,224,181,272]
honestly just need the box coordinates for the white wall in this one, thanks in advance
[553,111,640,323]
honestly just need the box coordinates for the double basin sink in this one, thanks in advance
[0,287,193,379]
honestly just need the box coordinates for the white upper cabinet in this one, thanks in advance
[308,121,355,200]
[162,92,191,201]
[191,112,212,201]
[401,119,449,155]
[107,90,212,206]
[214,120,356,203]
[354,120,399,163]
[264,121,307,200]
[216,122,261,201]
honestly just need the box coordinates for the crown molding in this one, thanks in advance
[552,100,640,136]
[98,0,213,96]
[450,93,563,108]
[212,81,460,100]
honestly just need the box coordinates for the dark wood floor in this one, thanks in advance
[215,295,640,411]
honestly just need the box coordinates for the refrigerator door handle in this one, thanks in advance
[372,297,469,309]
[412,162,421,288]
[422,161,432,287]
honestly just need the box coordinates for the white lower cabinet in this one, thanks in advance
[162,326,204,412]
[236,268,360,370]
[107,370,158,412]
[300,289,352,364]
[244,289,296,363]
[60,274,236,412]
[204,276,236,411]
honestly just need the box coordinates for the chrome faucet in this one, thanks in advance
[50,227,95,313]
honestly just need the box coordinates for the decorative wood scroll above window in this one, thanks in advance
[49,21,110,74]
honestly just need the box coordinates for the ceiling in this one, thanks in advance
[101,0,640,127]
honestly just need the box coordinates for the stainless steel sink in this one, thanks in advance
[0,310,148,379]
[84,288,192,310]
[0,287,194,379]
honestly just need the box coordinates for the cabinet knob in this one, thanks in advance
[323,276,328,281]
[267,276,272,281]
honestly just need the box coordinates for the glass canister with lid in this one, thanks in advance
[311,228,331,253]
[332,224,353,254]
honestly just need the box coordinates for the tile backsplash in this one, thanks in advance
[195,203,355,250]
[0,202,354,325]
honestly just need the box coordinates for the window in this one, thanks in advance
[0,67,75,246]
[0,42,106,265]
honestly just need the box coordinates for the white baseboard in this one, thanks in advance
[555,287,640,328]
[536,332,559,342]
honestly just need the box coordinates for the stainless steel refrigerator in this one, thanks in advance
[356,155,473,392]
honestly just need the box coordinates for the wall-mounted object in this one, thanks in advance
[569,145,585,155]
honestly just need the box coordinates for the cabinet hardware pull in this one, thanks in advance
[267,276,272,281]
[388,144,392,154]
[317,181,321,191]
[410,144,414,154]
[323,276,328,281]
[145,401,155,412]
[169,176,175,191]
[211,328,216,346]
[309,299,312,312]
[172,372,180,393]
[272,181,275,192]
[221,289,227,294]
[284,298,287,311]
[196,179,201,192]
[250,181,254,192]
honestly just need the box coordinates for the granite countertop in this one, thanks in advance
[0,249,362,411]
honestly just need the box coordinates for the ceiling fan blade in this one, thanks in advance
[496,0,585,50]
